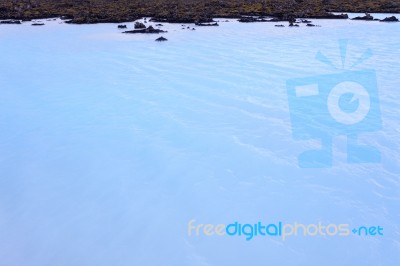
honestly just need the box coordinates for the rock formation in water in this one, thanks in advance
[0,20,21,24]
[352,13,374,21]
[155,36,168,41]
[380,16,399,22]
[123,25,166,34]
[134,22,146,29]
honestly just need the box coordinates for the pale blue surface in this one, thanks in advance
[0,15,399,265]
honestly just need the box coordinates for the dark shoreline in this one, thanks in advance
[0,0,400,25]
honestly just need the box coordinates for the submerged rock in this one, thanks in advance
[32,23,45,26]
[380,16,399,22]
[123,25,166,34]
[0,20,21,24]
[118,24,127,29]
[155,36,168,42]
[275,24,285,27]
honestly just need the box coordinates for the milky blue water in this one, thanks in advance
[0,14,399,266]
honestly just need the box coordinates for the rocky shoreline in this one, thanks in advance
[0,0,399,25]
[1,13,398,28]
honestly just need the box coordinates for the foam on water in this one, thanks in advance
[0,16,399,265]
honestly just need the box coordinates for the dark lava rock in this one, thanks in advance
[156,24,164,26]
[352,13,374,20]
[289,23,299,27]
[32,23,45,26]
[300,19,312,23]
[0,20,21,24]
[306,23,316,27]
[380,16,399,22]
[275,24,285,27]
[195,22,219,26]
[155,36,168,42]
[134,22,146,29]
[118,24,127,29]
[307,13,348,19]
[123,25,166,34]
[192,28,196,30]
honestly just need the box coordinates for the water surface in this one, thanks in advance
[0,16,399,266]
